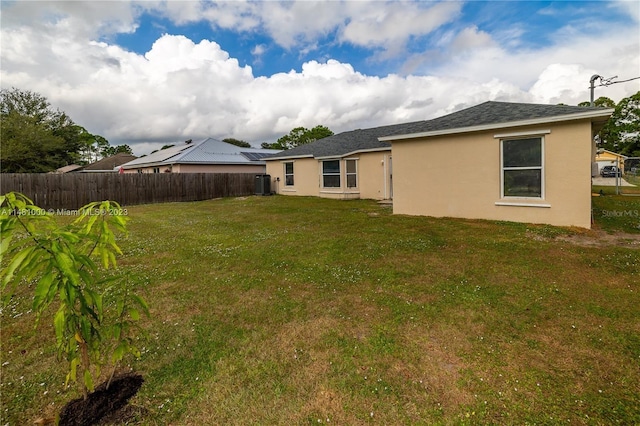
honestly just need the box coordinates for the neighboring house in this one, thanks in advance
[121,138,280,174]
[265,101,613,228]
[594,149,627,172]
[53,164,83,174]
[82,153,137,172]
[52,153,137,173]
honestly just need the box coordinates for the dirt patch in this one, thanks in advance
[58,373,143,426]
[555,230,640,249]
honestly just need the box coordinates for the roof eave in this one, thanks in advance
[180,161,266,165]
[265,154,315,161]
[122,161,169,169]
[316,146,391,160]
[379,109,615,142]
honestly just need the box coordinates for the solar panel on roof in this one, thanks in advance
[241,152,271,161]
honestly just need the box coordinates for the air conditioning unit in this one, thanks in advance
[255,174,271,195]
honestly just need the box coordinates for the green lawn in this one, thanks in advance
[2,194,639,425]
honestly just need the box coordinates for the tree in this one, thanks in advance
[262,125,334,150]
[597,91,640,157]
[223,138,251,148]
[0,88,109,172]
[578,96,616,108]
[77,128,110,165]
[101,144,134,157]
[1,192,148,400]
[1,88,76,172]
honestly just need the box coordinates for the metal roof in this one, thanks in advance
[121,139,281,169]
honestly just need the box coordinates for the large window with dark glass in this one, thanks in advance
[284,162,294,186]
[322,160,341,188]
[501,137,543,198]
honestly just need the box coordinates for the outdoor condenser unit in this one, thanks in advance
[255,174,271,196]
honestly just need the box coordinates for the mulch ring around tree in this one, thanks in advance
[58,373,144,426]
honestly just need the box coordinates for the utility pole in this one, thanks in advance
[589,74,621,106]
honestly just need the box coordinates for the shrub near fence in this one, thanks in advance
[0,173,257,210]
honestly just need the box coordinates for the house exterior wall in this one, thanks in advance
[391,120,594,228]
[355,152,392,200]
[266,157,319,196]
[265,151,390,200]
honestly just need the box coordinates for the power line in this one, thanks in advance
[596,75,640,87]
[588,74,639,105]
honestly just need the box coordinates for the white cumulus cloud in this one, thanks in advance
[1,0,638,157]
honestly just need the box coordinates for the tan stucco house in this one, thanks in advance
[265,101,613,228]
[121,138,280,174]
[265,127,393,199]
[381,102,613,228]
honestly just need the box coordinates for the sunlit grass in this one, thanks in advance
[592,188,640,233]
[2,195,639,425]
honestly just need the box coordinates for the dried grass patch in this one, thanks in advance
[396,323,476,413]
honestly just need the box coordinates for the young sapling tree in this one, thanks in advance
[0,192,149,400]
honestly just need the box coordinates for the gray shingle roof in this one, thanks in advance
[267,101,612,160]
[268,126,394,159]
[381,101,610,138]
[83,153,137,171]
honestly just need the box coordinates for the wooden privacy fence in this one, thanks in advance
[1,173,258,210]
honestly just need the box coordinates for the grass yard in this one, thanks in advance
[1,194,639,425]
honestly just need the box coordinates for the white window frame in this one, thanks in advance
[284,162,294,186]
[322,159,341,188]
[345,159,358,188]
[499,135,545,199]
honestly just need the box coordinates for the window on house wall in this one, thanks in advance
[346,159,357,188]
[501,137,543,198]
[153,167,160,174]
[284,162,294,186]
[322,160,341,188]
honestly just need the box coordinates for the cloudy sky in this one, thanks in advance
[1,1,639,155]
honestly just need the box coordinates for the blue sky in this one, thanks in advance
[110,1,636,78]
[1,1,638,155]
